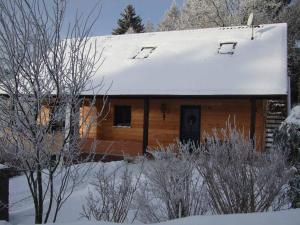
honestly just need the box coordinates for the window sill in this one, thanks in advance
[113,125,131,128]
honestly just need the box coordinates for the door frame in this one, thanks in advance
[179,105,201,144]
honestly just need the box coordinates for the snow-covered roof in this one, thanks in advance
[86,23,288,96]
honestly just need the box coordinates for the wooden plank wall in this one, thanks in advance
[148,99,264,150]
[80,101,98,139]
[38,105,50,125]
[97,99,144,156]
[80,98,265,155]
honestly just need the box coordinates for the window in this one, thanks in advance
[218,42,237,55]
[49,104,66,132]
[133,47,156,59]
[114,106,131,127]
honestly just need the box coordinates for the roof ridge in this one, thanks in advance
[86,23,285,41]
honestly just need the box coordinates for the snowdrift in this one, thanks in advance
[1,209,300,225]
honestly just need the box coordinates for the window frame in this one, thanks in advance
[49,104,66,132]
[133,47,157,59]
[218,42,238,55]
[113,105,132,127]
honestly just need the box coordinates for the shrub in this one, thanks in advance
[136,142,209,223]
[197,123,293,214]
[81,163,142,223]
[273,105,300,208]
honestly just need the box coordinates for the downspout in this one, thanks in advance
[285,23,291,114]
[288,75,291,114]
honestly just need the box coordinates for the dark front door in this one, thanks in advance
[180,106,200,144]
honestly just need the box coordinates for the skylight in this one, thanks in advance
[218,42,237,55]
[133,47,156,59]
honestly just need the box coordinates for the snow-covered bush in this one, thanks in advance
[81,163,142,223]
[197,123,293,214]
[273,106,300,208]
[136,142,209,223]
[274,106,300,164]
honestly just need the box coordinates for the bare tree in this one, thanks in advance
[145,20,155,33]
[136,142,209,223]
[180,0,246,29]
[158,0,181,31]
[0,0,107,223]
[81,162,143,223]
[179,0,290,29]
[277,0,300,103]
[196,122,294,214]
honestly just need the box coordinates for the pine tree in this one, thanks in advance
[112,4,145,35]
[158,1,181,31]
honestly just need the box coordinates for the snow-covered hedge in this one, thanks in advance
[136,143,208,223]
[274,106,300,163]
[274,106,300,208]
[197,123,292,214]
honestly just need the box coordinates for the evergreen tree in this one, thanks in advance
[158,1,181,31]
[112,4,145,35]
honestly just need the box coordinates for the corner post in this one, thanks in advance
[143,98,149,154]
[250,98,257,140]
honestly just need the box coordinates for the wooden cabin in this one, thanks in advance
[80,23,289,157]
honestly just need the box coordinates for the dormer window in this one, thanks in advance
[218,42,237,55]
[133,47,156,59]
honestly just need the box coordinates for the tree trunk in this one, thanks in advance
[44,173,54,223]
[36,167,43,224]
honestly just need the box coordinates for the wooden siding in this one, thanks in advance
[40,97,266,156]
[80,102,98,139]
[87,98,266,155]
[38,105,50,125]
[147,99,264,150]
[96,99,144,156]
[256,100,265,151]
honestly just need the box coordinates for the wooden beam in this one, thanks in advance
[250,98,256,140]
[80,94,287,100]
[142,98,149,154]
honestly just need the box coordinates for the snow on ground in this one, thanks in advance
[3,209,300,225]
[44,209,300,225]
[8,161,300,225]
[9,161,136,225]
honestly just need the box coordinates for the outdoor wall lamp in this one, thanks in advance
[160,103,168,120]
